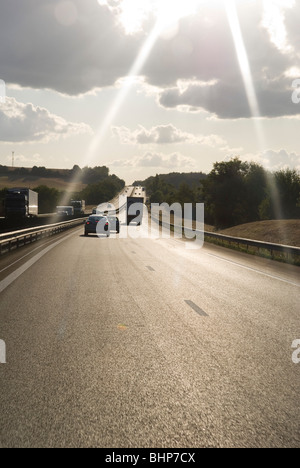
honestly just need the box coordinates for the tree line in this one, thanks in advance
[138,159,300,228]
[0,164,110,185]
[0,166,125,214]
[35,175,125,212]
[1,160,299,226]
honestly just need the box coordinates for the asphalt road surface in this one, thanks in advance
[0,223,299,448]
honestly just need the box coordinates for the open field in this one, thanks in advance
[0,175,86,192]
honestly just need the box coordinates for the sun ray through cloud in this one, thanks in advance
[57,0,298,220]
[57,15,166,207]
[225,0,286,234]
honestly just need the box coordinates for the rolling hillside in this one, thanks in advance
[220,220,300,247]
[0,165,114,192]
[0,174,86,191]
[0,167,87,191]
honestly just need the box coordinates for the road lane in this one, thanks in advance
[0,230,299,448]
[0,226,83,283]
[109,236,299,446]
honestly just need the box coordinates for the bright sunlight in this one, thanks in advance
[98,0,294,36]
[99,0,205,34]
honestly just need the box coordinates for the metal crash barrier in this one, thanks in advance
[0,218,85,256]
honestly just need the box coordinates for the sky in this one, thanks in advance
[0,0,299,184]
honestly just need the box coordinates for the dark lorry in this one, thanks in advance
[71,200,86,216]
[5,188,38,219]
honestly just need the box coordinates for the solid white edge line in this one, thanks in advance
[204,251,300,288]
[0,230,79,294]
[0,236,66,274]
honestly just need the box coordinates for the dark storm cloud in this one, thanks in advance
[0,0,139,95]
[158,76,300,119]
[0,0,299,119]
[151,1,300,118]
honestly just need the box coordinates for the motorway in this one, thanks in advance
[0,217,299,448]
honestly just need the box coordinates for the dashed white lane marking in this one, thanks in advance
[185,300,208,317]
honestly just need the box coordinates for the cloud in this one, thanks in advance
[112,124,233,148]
[158,76,300,119]
[0,0,299,119]
[262,0,296,54]
[0,0,140,95]
[111,152,196,169]
[0,97,92,143]
[245,149,300,171]
[146,2,300,118]
[112,124,197,144]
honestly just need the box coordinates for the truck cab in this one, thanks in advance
[71,200,86,216]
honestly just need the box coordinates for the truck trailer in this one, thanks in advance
[5,188,38,219]
[126,197,144,226]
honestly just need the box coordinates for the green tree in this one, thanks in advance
[80,175,125,205]
[150,190,164,204]
[203,158,269,228]
[244,163,268,221]
[175,182,196,206]
[274,169,300,218]
[203,158,249,228]
[34,186,61,214]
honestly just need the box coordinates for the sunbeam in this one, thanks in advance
[225,0,260,120]
[57,17,165,208]
[59,0,289,236]
[85,19,163,167]
[225,0,286,238]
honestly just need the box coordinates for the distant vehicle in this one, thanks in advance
[126,197,144,226]
[107,216,120,234]
[71,200,85,216]
[5,188,38,219]
[85,215,110,237]
[56,210,69,217]
[56,206,74,217]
